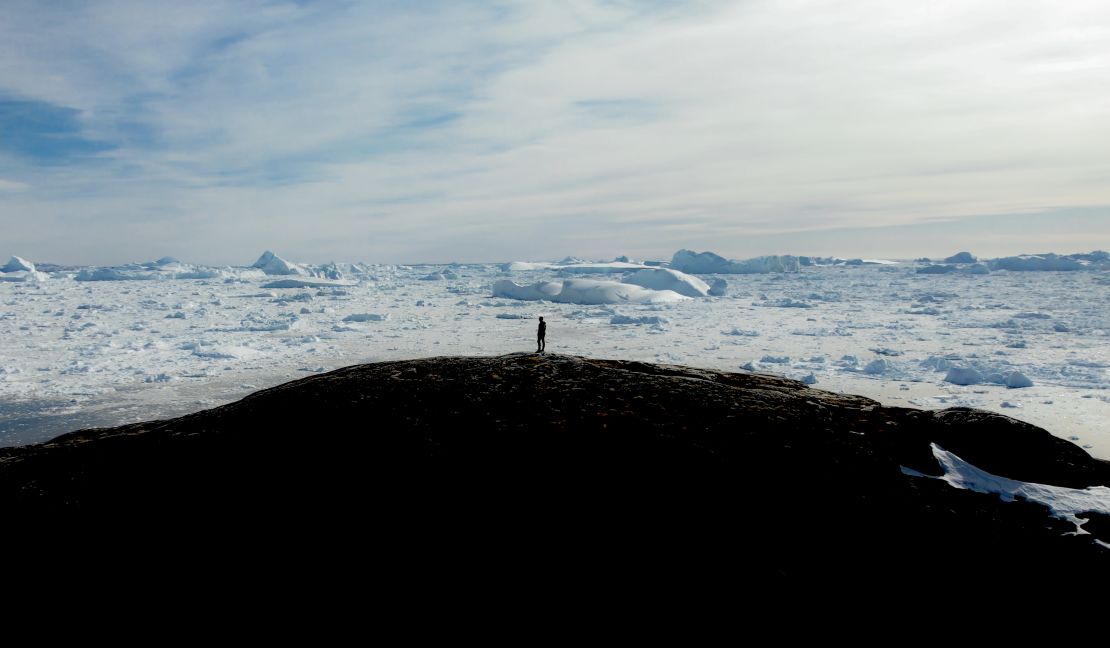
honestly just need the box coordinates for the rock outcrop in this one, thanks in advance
[1,354,1107,582]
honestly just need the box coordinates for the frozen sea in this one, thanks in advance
[1,257,1108,459]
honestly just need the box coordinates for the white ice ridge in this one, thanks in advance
[914,443,1110,534]
[492,278,688,305]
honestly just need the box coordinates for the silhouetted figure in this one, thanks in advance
[537,316,546,353]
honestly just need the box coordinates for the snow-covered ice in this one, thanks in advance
[1,250,1109,460]
[921,443,1110,533]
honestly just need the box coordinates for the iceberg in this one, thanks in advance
[500,261,556,272]
[252,251,308,276]
[2,256,35,273]
[492,278,688,305]
[0,255,48,282]
[943,252,977,264]
[556,261,647,275]
[621,268,709,297]
[989,254,1084,272]
[670,249,799,274]
[916,264,957,275]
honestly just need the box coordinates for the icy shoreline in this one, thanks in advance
[1,252,1108,455]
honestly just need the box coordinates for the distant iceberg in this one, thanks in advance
[989,253,1085,272]
[557,261,647,275]
[252,251,308,276]
[0,255,47,282]
[500,261,556,272]
[75,267,155,281]
[943,251,977,264]
[2,256,35,273]
[75,262,231,281]
[670,249,800,274]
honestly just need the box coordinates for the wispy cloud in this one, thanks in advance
[1,0,1108,264]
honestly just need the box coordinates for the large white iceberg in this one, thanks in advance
[492,278,688,305]
[670,249,799,274]
[621,268,709,297]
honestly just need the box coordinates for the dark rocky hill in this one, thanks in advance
[2,353,1107,582]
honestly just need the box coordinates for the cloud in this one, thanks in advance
[0,0,1108,263]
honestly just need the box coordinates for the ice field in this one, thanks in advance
[1,250,1108,458]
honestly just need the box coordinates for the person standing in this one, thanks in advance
[537,316,546,353]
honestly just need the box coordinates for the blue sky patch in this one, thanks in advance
[0,97,114,164]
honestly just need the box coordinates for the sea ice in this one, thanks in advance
[3,249,1109,457]
[724,328,759,337]
[863,359,893,375]
[610,315,667,325]
[945,367,983,385]
[756,298,811,308]
[343,313,389,322]
[261,279,353,289]
[917,265,957,275]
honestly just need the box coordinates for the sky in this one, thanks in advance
[1,0,1108,265]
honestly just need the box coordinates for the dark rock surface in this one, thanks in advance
[2,353,1107,582]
